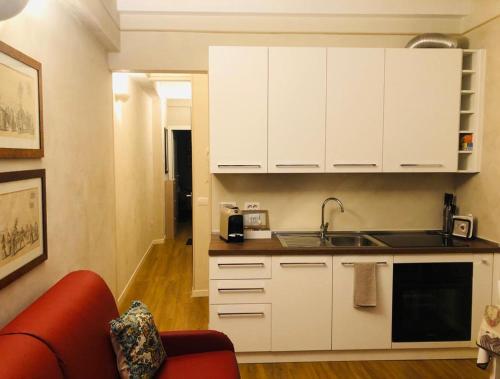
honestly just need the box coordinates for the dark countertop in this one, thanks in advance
[209,231,500,256]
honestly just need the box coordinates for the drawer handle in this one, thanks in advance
[400,164,443,168]
[218,164,261,168]
[218,263,265,268]
[333,163,377,167]
[280,262,327,267]
[218,288,265,293]
[341,261,387,266]
[217,312,265,318]
[275,164,320,168]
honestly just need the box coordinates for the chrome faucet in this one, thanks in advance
[320,197,345,241]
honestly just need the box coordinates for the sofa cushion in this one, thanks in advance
[110,301,166,379]
[156,351,240,379]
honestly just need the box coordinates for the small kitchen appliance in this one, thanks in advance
[219,206,244,242]
[442,193,456,236]
[452,215,474,239]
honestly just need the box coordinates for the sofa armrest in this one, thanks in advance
[160,330,235,357]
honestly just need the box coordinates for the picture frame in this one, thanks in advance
[0,41,44,158]
[0,169,47,289]
[164,128,169,174]
[242,210,270,230]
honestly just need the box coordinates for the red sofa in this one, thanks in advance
[0,270,240,379]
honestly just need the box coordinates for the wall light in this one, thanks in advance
[0,0,30,21]
[113,73,130,102]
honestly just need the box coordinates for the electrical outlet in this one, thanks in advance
[244,202,260,210]
[220,201,237,212]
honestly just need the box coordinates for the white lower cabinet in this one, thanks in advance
[210,304,271,352]
[331,255,393,350]
[271,255,333,351]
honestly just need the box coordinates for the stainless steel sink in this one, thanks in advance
[276,232,386,248]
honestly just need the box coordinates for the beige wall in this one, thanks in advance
[108,32,413,72]
[212,174,456,233]
[456,17,500,243]
[191,74,211,293]
[113,77,164,295]
[0,0,117,326]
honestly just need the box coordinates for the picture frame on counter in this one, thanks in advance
[0,169,47,289]
[0,41,44,159]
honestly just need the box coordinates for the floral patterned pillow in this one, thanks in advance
[110,301,166,379]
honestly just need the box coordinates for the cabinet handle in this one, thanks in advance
[400,164,443,167]
[333,163,377,167]
[218,288,265,293]
[275,164,320,168]
[218,164,261,168]
[341,261,387,266]
[280,262,327,267]
[218,263,265,268]
[217,312,265,318]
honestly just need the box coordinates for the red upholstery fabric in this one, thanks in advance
[160,330,235,357]
[0,270,240,379]
[157,351,240,379]
[0,270,120,379]
[0,334,63,379]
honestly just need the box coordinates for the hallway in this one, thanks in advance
[120,229,487,379]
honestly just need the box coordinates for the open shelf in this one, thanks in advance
[457,49,485,174]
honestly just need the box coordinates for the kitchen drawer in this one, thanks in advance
[209,304,271,352]
[210,256,271,279]
[209,279,272,305]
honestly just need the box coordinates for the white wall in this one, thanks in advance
[0,0,117,326]
[113,76,164,295]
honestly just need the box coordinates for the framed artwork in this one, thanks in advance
[0,41,44,158]
[164,128,169,174]
[0,169,47,289]
[242,210,270,230]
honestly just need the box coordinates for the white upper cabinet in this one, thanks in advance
[326,48,385,172]
[209,46,268,173]
[383,49,462,172]
[268,47,327,173]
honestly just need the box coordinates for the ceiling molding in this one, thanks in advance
[117,0,470,17]
[120,14,462,35]
[64,0,120,51]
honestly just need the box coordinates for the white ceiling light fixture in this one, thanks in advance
[113,73,131,102]
[0,0,30,21]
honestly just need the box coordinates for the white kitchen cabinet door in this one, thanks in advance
[383,49,462,172]
[268,48,327,173]
[271,255,332,351]
[472,254,493,347]
[209,46,268,173]
[326,48,384,172]
[331,255,393,350]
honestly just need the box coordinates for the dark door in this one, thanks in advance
[173,130,192,223]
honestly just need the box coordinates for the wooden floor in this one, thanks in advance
[120,224,488,379]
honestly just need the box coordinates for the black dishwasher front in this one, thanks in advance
[392,262,473,343]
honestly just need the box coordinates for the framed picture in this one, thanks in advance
[0,169,47,289]
[164,128,169,174]
[0,41,44,158]
[242,210,270,230]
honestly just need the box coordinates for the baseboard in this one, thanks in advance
[191,289,209,298]
[236,347,477,364]
[117,240,155,304]
[152,236,166,245]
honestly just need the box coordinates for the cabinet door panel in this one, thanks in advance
[268,48,326,173]
[383,49,462,172]
[332,256,393,350]
[209,46,268,173]
[272,255,332,351]
[326,48,384,172]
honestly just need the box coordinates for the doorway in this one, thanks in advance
[172,130,193,229]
